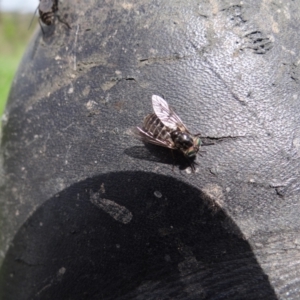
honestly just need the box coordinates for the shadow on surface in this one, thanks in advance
[0,171,277,300]
[124,145,197,171]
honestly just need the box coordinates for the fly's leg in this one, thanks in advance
[56,14,71,29]
[189,159,198,173]
[171,149,176,172]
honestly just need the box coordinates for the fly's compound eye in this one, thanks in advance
[195,137,201,147]
[185,137,201,158]
[185,146,199,158]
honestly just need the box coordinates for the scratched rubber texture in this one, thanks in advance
[0,0,300,299]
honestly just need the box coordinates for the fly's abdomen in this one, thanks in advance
[40,11,55,25]
[39,1,58,26]
[143,113,172,142]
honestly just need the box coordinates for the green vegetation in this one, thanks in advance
[0,12,37,115]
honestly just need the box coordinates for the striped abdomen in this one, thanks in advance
[143,113,174,145]
[39,10,54,25]
[39,0,58,26]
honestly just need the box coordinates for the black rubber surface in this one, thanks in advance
[1,0,300,299]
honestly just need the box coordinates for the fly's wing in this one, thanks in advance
[133,127,175,149]
[28,6,39,29]
[39,0,53,12]
[152,95,189,132]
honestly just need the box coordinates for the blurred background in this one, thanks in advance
[0,0,38,116]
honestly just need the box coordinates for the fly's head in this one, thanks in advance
[184,136,201,158]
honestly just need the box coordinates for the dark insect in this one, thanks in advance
[39,0,58,26]
[135,95,202,171]
[37,0,71,33]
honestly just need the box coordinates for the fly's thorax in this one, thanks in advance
[40,12,55,25]
[171,131,194,150]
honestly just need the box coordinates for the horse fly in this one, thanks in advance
[36,0,71,34]
[135,95,202,171]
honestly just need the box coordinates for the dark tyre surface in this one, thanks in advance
[1,0,300,299]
